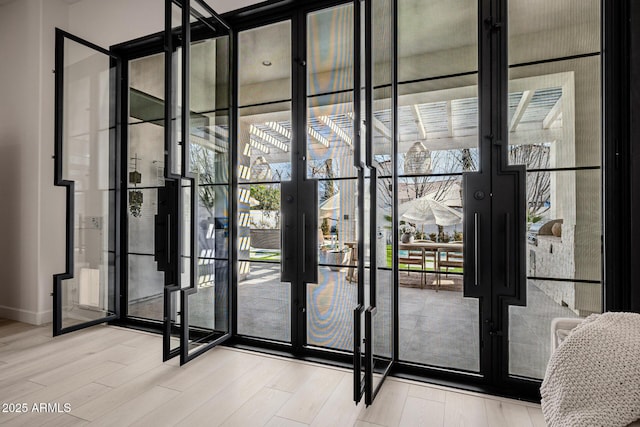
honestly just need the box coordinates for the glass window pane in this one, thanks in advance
[398,0,477,81]
[307,4,356,179]
[60,37,116,329]
[523,170,601,282]
[508,58,601,169]
[190,259,229,334]
[318,179,358,265]
[197,185,229,260]
[238,184,281,263]
[237,262,290,343]
[307,4,354,96]
[398,76,479,174]
[307,266,358,351]
[189,32,230,181]
[239,21,291,107]
[239,102,292,183]
[508,0,600,65]
[127,254,164,321]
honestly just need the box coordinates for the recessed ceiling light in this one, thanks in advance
[262,60,272,66]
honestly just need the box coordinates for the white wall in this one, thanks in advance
[0,0,68,324]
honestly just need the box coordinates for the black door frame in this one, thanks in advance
[53,29,122,336]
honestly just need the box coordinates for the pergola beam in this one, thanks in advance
[509,90,533,132]
[307,126,330,147]
[543,97,563,129]
[250,124,289,152]
[411,104,427,139]
[318,115,352,147]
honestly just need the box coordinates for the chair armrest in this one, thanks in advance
[550,317,584,352]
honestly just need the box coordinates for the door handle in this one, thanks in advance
[505,212,510,288]
[474,212,480,286]
[302,212,306,274]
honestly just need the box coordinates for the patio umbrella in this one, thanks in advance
[319,193,340,219]
[398,195,463,226]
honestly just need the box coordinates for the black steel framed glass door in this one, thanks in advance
[234,2,365,357]
[159,0,233,364]
[360,0,396,405]
[53,29,121,336]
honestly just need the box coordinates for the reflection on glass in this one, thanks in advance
[307,267,358,351]
[237,262,290,342]
[238,102,292,183]
[60,37,115,329]
[307,4,356,179]
[307,4,354,96]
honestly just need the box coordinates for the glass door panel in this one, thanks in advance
[395,0,480,375]
[53,30,120,336]
[507,0,602,380]
[127,59,165,320]
[160,0,232,363]
[237,20,292,343]
[306,3,358,353]
[363,0,395,404]
[183,0,232,361]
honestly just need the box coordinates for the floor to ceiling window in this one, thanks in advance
[54,0,613,403]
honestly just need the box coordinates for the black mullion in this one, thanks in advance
[230,25,240,338]
[128,251,158,257]
[476,0,496,384]
[238,98,293,109]
[292,8,305,351]
[116,52,128,322]
[509,52,601,69]
[526,276,601,284]
[391,0,399,366]
[492,0,510,388]
[109,47,123,318]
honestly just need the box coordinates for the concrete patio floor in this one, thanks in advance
[128,263,578,380]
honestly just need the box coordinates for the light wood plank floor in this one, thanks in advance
[0,319,545,426]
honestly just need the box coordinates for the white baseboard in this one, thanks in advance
[0,305,52,325]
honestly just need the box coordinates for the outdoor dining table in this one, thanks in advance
[398,241,463,276]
